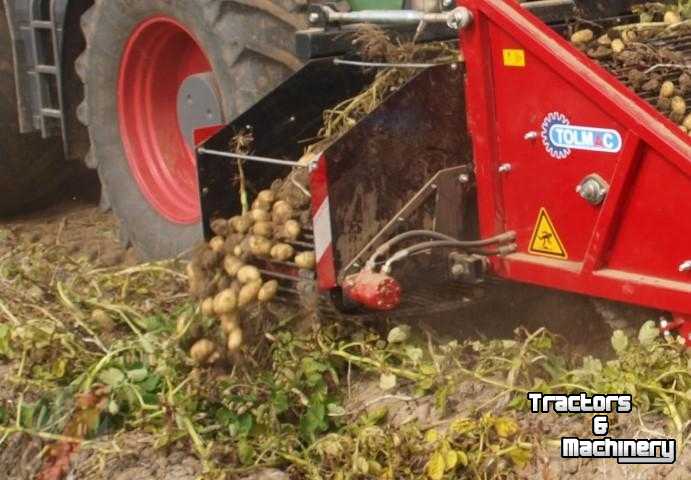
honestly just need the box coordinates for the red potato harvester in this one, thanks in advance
[196,1,691,345]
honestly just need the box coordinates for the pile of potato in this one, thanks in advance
[569,5,691,134]
[185,156,317,365]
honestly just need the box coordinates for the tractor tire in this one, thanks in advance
[0,6,68,216]
[77,0,306,259]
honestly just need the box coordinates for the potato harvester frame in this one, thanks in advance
[196,1,691,343]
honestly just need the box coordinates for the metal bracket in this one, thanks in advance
[341,164,472,280]
[309,5,473,30]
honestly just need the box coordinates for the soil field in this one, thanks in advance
[0,171,689,479]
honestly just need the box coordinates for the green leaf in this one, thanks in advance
[611,330,629,354]
[508,446,532,467]
[126,368,148,383]
[444,449,458,471]
[379,372,397,391]
[387,325,411,344]
[426,451,445,480]
[237,413,254,438]
[300,400,328,442]
[272,390,289,414]
[327,403,346,417]
[98,367,125,386]
[638,320,660,347]
[405,346,423,363]
[582,356,603,375]
[138,374,161,393]
[0,324,11,357]
[362,406,388,425]
[237,439,255,466]
[494,417,519,438]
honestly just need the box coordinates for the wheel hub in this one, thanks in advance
[177,72,224,148]
[118,16,223,224]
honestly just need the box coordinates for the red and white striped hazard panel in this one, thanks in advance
[309,153,337,291]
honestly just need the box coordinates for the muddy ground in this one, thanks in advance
[0,171,689,479]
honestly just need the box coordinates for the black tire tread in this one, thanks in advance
[76,0,306,258]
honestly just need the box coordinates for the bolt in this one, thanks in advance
[524,131,538,140]
[450,63,458,71]
[308,12,320,24]
[289,116,296,122]
[458,173,470,183]
[442,0,456,9]
[498,163,512,173]
[679,260,691,272]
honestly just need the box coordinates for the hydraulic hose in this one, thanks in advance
[381,239,517,273]
[366,229,516,270]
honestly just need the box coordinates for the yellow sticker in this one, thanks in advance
[502,48,526,67]
[529,208,568,259]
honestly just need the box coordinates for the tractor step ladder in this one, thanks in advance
[29,0,68,155]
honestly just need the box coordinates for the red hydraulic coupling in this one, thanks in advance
[343,270,402,311]
[659,314,691,347]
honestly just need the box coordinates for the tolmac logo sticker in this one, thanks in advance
[541,112,622,159]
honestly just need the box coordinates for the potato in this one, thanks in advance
[660,81,675,99]
[570,29,593,44]
[671,96,686,115]
[224,233,244,255]
[249,209,271,222]
[664,11,682,25]
[620,29,637,43]
[229,215,252,234]
[682,113,691,130]
[252,221,274,237]
[213,288,237,315]
[257,189,276,204]
[271,243,295,262]
[233,245,244,258]
[210,218,229,237]
[238,280,262,307]
[201,297,215,317]
[272,200,294,224]
[223,255,244,277]
[190,339,218,364]
[258,280,279,303]
[220,312,239,335]
[227,328,243,352]
[252,198,272,212]
[295,251,316,270]
[610,39,625,54]
[237,265,261,284]
[596,34,611,46]
[209,236,225,253]
[276,219,301,241]
[670,97,687,123]
[248,235,273,257]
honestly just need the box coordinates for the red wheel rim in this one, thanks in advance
[118,16,212,224]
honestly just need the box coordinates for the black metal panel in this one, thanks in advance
[323,63,471,278]
[197,58,374,239]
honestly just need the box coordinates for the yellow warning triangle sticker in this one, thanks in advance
[529,208,568,259]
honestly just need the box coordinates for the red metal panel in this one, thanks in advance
[460,0,691,315]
